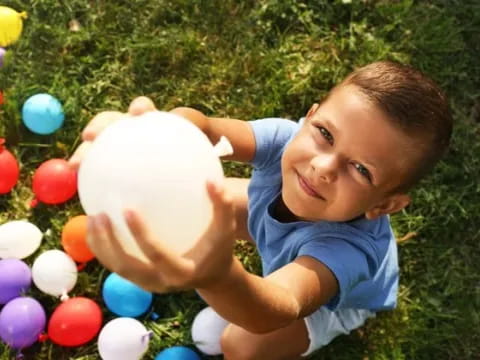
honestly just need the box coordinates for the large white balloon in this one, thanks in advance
[78,111,232,260]
[191,306,229,355]
[31,250,78,299]
[98,317,151,360]
[0,220,43,259]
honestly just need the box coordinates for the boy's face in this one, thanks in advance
[281,85,412,222]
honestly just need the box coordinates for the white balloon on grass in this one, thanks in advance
[98,317,151,360]
[0,220,43,259]
[31,250,77,300]
[191,306,229,355]
[78,111,233,261]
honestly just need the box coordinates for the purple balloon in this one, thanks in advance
[0,297,46,349]
[0,47,5,68]
[0,259,32,304]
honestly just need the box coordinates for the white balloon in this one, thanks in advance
[191,306,229,355]
[0,220,43,259]
[78,111,232,260]
[98,317,151,360]
[31,250,77,298]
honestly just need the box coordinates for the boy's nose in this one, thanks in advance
[310,154,338,183]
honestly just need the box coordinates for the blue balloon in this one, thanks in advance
[155,346,201,360]
[22,93,65,135]
[102,272,153,317]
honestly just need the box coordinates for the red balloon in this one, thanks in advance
[47,297,103,347]
[0,138,19,194]
[32,159,77,204]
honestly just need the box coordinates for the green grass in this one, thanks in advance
[1,0,479,359]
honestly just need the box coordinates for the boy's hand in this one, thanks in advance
[68,97,157,170]
[86,179,237,293]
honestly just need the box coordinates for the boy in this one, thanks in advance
[69,61,452,359]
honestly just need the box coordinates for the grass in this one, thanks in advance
[1,0,479,359]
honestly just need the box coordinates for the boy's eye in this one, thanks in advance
[354,163,372,182]
[317,126,334,145]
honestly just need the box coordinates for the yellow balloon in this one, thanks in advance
[0,6,27,47]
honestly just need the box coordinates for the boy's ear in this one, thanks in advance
[306,103,320,119]
[365,193,411,220]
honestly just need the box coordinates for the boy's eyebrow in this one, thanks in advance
[318,117,338,136]
[316,115,380,171]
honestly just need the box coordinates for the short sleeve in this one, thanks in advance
[249,118,299,170]
[298,237,377,310]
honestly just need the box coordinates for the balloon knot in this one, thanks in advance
[0,138,5,151]
[213,136,234,157]
[30,199,39,208]
[20,11,28,19]
[150,312,160,321]
[38,333,49,343]
[15,351,24,359]
[141,331,153,344]
[60,293,69,302]
[77,262,87,271]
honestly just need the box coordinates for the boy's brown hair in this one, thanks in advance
[338,61,452,192]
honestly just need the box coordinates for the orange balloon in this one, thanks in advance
[61,215,94,262]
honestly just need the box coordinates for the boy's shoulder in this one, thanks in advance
[248,117,300,170]
[303,215,394,258]
[297,216,398,310]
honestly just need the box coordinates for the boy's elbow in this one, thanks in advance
[241,312,299,334]
[242,323,274,335]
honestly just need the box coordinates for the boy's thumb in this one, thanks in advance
[207,179,234,220]
[128,96,157,115]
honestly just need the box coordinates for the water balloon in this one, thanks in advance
[78,111,232,261]
[0,258,31,304]
[191,307,229,355]
[102,272,153,317]
[0,297,46,350]
[61,215,94,263]
[155,346,201,360]
[0,138,19,194]
[32,158,77,205]
[98,317,151,360]
[0,6,27,47]
[32,249,78,299]
[0,220,42,259]
[22,93,64,135]
[48,297,103,347]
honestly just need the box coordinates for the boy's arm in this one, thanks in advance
[197,255,339,334]
[69,101,255,170]
[170,107,255,163]
[171,108,336,333]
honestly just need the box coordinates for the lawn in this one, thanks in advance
[0,0,479,359]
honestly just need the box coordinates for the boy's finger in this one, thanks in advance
[206,180,235,228]
[128,96,157,116]
[124,209,189,271]
[86,215,112,265]
[82,111,123,141]
[68,141,91,169]
[87,213,144,275]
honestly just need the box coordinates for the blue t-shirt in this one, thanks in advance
[247,118,399,312]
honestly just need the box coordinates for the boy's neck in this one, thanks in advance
[272,194,367,224]
[272,195,300,223]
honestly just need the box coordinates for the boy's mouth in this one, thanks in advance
[297,172,325,200]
